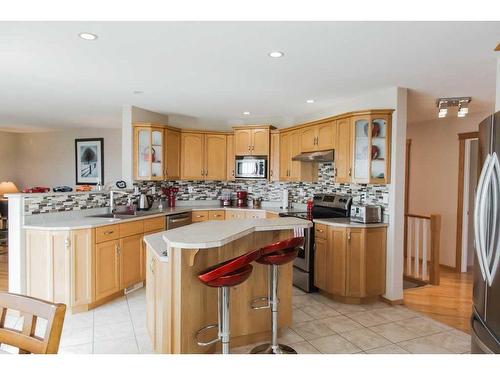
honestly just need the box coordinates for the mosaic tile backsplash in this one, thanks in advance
[23,163,388,215]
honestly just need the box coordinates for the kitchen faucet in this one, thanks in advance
[109,190,130,213]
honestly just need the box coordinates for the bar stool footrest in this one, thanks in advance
[250,296,271,310]
[195,324,220,346]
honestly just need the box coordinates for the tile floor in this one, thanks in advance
[2,287,471,354]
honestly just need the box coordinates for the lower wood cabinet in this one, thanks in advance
[26,215,166,313]
[120,234,144,289]
[94,239,121,301]
[314,225,386,303]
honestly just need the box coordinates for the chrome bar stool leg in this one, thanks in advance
[220,286,230,354]
[195,286,232,354]
[251,264,297,354]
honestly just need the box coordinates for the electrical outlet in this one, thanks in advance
[188,186,194,194]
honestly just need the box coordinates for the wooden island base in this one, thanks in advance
[146,229,294,354]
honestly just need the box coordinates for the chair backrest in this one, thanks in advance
[198,248,262,283]
[0,292,66,354]
[260,236,304,257]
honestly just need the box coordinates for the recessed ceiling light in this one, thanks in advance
[133,90,144,94]
[268,51,284,58]
[243,111,250,115]
[306,99,315,104]
[78,32,98,41]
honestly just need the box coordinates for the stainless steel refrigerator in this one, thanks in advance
[472,110,500,353]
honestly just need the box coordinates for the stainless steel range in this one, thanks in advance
[279,193,352,292]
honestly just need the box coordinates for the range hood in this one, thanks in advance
[292,149,334,162]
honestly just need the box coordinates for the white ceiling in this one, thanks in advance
[0,21,499,131]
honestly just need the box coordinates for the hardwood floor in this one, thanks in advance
[404,267,473,333]
[0,245,8,292]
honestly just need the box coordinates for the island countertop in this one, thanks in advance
[152,217,311,252]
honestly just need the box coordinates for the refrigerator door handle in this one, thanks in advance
[486,152,500,285]
[474,153,491,282]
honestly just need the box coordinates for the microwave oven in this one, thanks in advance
[235,157,267,179]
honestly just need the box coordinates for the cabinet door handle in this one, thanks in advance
[252,145,255,151]
[270,170,273,177]
[201,169,204,176]
[347,232,351,241]
[104,230,114,235]
[248,145,251,151]
[65,238,71,249]
[348,168,352,177]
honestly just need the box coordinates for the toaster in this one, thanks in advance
[350,204,382,224]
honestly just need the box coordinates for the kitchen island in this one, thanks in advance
[143,217,312,354]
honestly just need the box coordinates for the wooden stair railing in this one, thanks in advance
[404,214,441,285]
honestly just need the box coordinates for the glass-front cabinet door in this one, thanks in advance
[134,125,164,180]
[351,115,391,184]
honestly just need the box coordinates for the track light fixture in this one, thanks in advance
[436,97,471,118]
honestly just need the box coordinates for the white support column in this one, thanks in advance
[7,194,26,294]
[121,105,133,186]
[384,87,407,302]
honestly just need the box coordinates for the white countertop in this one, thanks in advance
[22,205,300,230]
[313,217,388,228]
[161,217,312,250]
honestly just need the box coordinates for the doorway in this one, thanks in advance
[460,138,478,272]
[455,131,479,272]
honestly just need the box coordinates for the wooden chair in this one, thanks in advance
[0,292,66,354]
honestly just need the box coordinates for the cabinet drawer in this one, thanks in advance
[226,211,246,220]
[315,224,327,240]
[143,216,165,233]
[245,211,265,219]
[209,210,225,221]
[192,210,209,222]
[96,224,120,243]
[119,220,144,237]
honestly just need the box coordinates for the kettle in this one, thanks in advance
[138,193,154,211]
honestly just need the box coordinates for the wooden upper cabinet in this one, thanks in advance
[180,132,205,180]
[252,128,270,155]
[299,122,335,152]
[234,129,253,155]
[351,114,392,184]
[279,132,290,181]
[205,134,227,180]
[289,130,301,181]
[233,127,270,156]
[134,124,165,181]
[279,131,317,182]
[226,135,235,181]
[181,132,227,180]
[334,118,352,183]
[300,126,317,152]
[317,122,335,150]
[165,129,181,180]
[270,132,280,181]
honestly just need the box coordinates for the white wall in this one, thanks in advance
[0,131,21,186]
[121,106,170,185]
[14,128,122,189]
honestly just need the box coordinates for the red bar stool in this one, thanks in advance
[251,236,304,354]
[196,249,261,354]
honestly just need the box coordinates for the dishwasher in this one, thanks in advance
[166,212,192,230]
